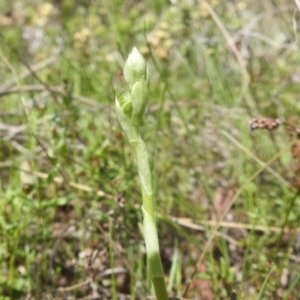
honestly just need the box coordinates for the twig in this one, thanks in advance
[0,85,103,108]
[0,52,59,91]
[32,170,109,198]
[295,0,300,12]
[241,31,297,50]
[0,114,54,140]
[162,214,239,246]
[57,279,91,292]
[168,215,300,235]
[0,162,111,198]
[231,290,237,300]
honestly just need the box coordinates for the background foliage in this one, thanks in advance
[1,0,300,299]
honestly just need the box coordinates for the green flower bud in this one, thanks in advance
[124,47,148,89]
[117,91,132,118]
[131,78,148,126]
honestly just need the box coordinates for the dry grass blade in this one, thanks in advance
[222,129,296,192]
[0,52,60,91]
[295,0,300,12]
[0,85,104,108]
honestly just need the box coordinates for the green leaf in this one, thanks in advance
[131,78,148,126]
[117,91,132,118]
[134,137,152,195]
[115,96,138,142]
[41,195,73,208]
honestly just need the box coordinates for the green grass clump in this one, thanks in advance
[1,0,300,299]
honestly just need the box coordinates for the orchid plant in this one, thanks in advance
[115,48,168,300]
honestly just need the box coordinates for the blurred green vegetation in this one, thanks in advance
[1,0,300,299]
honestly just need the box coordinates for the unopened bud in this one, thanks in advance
[124,47,148,89]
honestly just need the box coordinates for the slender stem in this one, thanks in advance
[152,277,169,300]
[109,218,117,300]
[135,149,168,299]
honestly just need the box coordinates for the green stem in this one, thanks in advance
[142,202,168,299]
[152,277,169,300]
[132,144,168,299]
